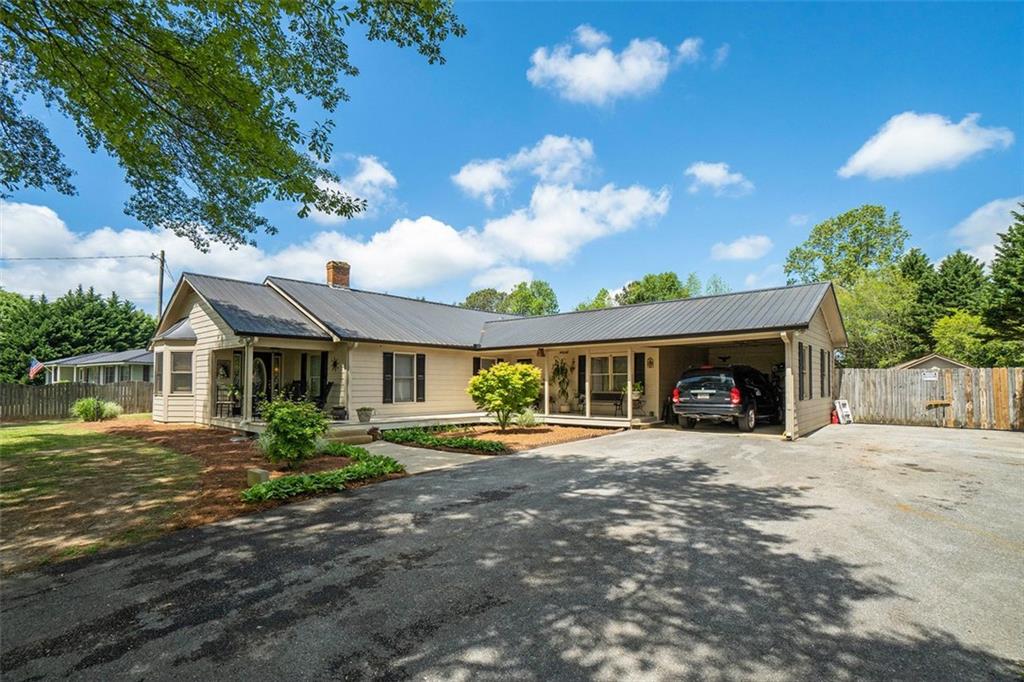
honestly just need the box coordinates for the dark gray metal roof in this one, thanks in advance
[267,277,515,347]
[153,317,196,341]
[48,349,153,366]
[182,273,331,340]
[478,282,834,349]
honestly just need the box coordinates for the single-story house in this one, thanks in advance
[44,349,153,384]
[151,261,847,439]
[891,353,970,370]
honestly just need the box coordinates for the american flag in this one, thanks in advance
[28,358,45,380]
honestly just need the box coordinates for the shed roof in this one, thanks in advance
[181,273,331,340]
[477,282,835,349]
[48,349,153,366]
[266,277,515,347]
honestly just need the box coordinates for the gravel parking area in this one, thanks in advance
[1,423,1021,680]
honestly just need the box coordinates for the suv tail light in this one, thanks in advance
[672,387,680,403]
[729,387,742,404]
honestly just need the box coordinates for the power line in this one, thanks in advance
[0,254,153,261]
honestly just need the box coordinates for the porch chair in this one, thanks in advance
[314,381,334,411]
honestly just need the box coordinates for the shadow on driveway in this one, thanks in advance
[1,449,1018,680]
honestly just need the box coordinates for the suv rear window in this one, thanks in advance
[677,369,735,391]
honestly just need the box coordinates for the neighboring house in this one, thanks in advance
[44,349,153,385]
[151,261,847,439]
[891,353,971,370]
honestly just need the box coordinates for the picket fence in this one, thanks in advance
[837,367,1024,431]
[0,381,153,421]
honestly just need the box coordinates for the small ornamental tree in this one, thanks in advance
[466,362,542,430]
[259,397,329,468]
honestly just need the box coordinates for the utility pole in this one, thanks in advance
[154,250,165,319]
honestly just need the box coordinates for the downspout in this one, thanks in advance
[780,331,798,440]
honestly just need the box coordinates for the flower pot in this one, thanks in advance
[356,409,373,423]
[631,391,642,400]
[558,404,570,413]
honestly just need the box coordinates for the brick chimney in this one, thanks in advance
[326,260,350,288]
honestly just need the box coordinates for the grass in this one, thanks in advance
[0,419,201,573]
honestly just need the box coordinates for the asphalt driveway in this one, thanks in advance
[2,424,1022,680]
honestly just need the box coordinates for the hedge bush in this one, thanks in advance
[318,441,373,460]
[240,455,405,502]
[382,427,507,454]
[258,397,328,468]
[466,362,542,430]
[71,397,122,422]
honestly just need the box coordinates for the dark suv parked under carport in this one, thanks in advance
[672,365,782,432]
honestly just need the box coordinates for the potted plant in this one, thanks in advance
[356,406,374,423]
[551,357,576,413]
[631,381,644,400]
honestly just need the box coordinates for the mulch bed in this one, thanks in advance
[440,424,619,453]
[77,420,404,527]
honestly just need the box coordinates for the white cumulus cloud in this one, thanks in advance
[743,263,784,289]
[676,37,703,63]
[452,135,594,206]
[310,155,398,224]
[950,196,1024,264]
[470,266,534,292]
[685,161,754,197]
[712,43,730,69]
[481,183,670,264]
[711,235,773,260]
[838,112,1014,180]
[527,28,673,106]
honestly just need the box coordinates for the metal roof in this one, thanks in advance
[267,277,515,347]
[181,273,331,340]
[153,317,196,341]
[477,282,834,349]
[48,349,153,366]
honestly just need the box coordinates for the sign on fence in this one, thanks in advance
[0,382,153,421]
[837,367,1023,431]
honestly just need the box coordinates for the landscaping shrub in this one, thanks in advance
[382,427,507,454]
[466,362,542,430]
[516,408,538,428]
[318,441,373,460]
[240,456,405,502]
[258,397,328,468]
[71,397,122,422]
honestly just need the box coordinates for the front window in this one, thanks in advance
[143,365,151,382]
[154,353,163,394]
[170,351,193,393]
[480,357,499,373]
[103,366,116,383]
[591,355,628,392]
[308,354,321,398]
[394,353,415,402]
[119,366,131,382]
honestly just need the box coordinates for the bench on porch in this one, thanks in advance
[590,391,625,416]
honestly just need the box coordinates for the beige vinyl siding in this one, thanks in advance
[658,346,706,400]
[705,341,784,376]
[348,343,478,417]
[793,308,835,436]
[153,290,240,423]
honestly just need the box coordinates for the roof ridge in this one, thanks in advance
[483,281,832,326]
[266,275,519,318]
[182,271,266,287]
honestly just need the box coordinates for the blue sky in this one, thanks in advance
[3,2,1022,313]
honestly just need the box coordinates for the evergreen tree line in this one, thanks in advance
[785,203,1024,368]
[0,286,156,384]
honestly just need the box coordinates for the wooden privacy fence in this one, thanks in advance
[837,368,1024,431]
[0,381,153,421]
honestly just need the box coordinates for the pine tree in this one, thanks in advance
[984,203,1024,340]
[934,250,988,315]
[898,248,940,356]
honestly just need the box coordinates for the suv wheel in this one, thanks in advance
[737,405,756,432]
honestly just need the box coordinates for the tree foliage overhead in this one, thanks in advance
[835,268,918,368]
[460,281,559,316]
[984,203,1024,340]
[460,287,507,313]
[934,250,987,315]
[616,271,700,306]
[0,0,465,250]
[574,288,613,312]
[0,286,155,383]
[785,205,908,286]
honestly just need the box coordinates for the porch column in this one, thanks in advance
[585,353,592,418]
[781,331,797,439]
[543,350,550,416]
[626,348,634,423]
[242,341,254,423]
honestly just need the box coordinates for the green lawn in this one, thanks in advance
[0,418,201,573]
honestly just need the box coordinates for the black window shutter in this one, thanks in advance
[807,345,813,399]
[820,349,826,398]
[320,351,329,396]
[633,352,645,390]
[416,353,426,402]
[382,352,394,403]
[797,342,804,401]
[577,355,586,397]
[472,356,481,375]
[300,352,308,394]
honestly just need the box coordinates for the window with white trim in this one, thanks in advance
[394,352,415,402]
[170,351,193,394]
[591,355,628,392]
[154,353,163,394]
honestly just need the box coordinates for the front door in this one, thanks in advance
[253,352,274,404]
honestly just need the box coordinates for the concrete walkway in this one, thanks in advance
[364,439,488,475]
